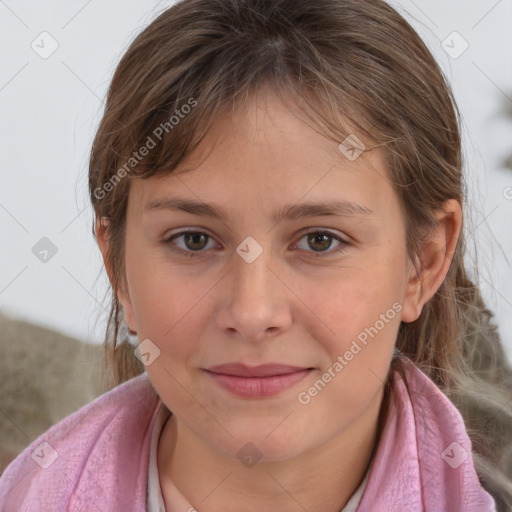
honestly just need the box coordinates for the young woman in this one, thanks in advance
[1,0,511,510]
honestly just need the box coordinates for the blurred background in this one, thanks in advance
[0,0,511,467]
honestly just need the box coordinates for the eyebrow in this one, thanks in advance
[144,196,374,223]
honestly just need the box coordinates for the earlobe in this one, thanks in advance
[401,256,424,323]
[401,199,462,323]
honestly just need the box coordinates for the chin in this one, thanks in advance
[206,419,313,464]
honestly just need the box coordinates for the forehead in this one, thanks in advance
[128,91,396,219]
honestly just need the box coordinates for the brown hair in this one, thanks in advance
[88,0,512,508]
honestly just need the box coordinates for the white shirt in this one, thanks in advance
[147,401,371,512]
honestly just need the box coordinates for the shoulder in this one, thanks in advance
[0,372,160,512]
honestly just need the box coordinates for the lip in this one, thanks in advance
[203,363,313,398]
[206,363,311,377]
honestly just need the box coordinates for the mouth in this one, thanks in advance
[202,363,314,398]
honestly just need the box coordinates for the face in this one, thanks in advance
[117,90,415,462]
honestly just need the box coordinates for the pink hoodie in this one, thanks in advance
[0,356,497,511]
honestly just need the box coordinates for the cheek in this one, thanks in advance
[125,238,207,340]
[293,267,402,418]
[302,261,403,350]
[294,272,401,430]
[131,275,204,353]
[129,265,210,413]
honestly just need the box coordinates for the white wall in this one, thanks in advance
[1,0,511,363]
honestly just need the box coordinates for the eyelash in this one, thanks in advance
[163,229,349,258]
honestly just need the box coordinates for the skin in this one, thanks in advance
[96,89,462,512]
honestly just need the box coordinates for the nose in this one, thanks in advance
[214,245,293,343]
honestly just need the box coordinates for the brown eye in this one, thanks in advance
[165,230,217,255]
[182,232,209,250]
[294,230,348,256]
[307,233,333,252]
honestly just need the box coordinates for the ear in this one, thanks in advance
[94,217,138,333]
[401,199,462,323]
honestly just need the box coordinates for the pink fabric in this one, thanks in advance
[0,356,496,511]
[356,358,496,511]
